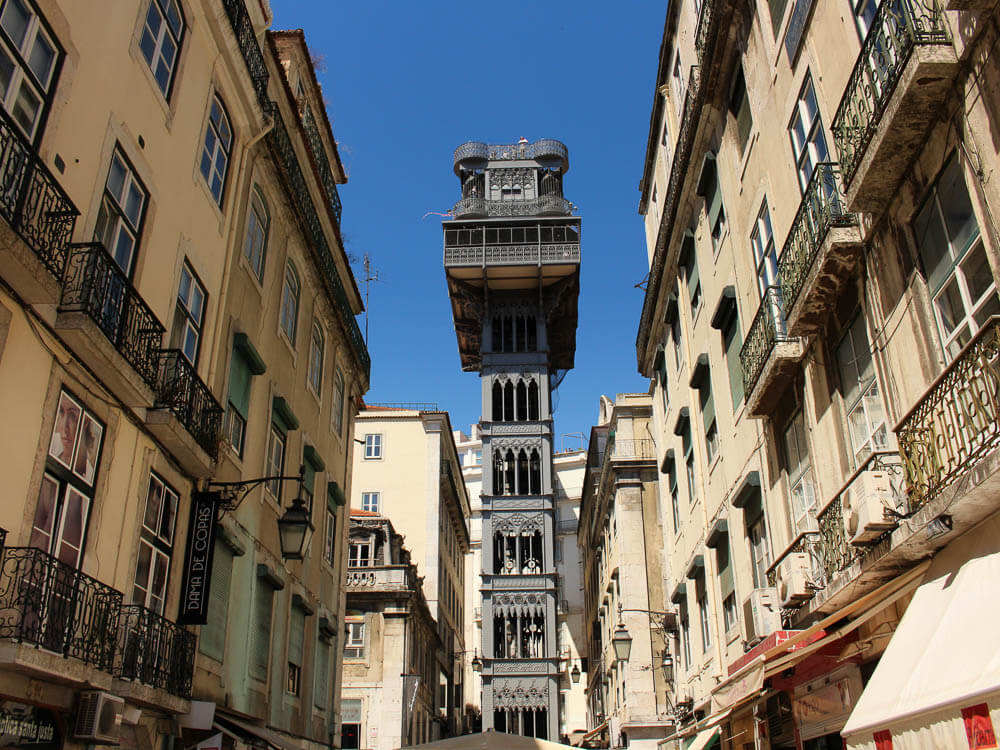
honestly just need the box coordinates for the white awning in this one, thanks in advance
[843,511,1000,747]
[214,715,301,750]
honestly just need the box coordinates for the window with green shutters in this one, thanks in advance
[314,637,330,709]
[199,540,232,661]
[225,335,265,456]
[698,156,727,251]
[287,605,305,695]
[698,368,718,464]
[729,65,752,154]
[249,578,274,682]
[716,535,737,633]
[722,308,744,408]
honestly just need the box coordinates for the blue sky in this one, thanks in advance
[271,1,663,446]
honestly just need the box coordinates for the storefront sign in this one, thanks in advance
[0,707,59,748]
[793,670,861,742]
[963,704,998,750]
[178,491,220,625]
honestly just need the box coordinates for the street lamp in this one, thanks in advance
[611,603,677,664]
[570,663,581,683]
[612,621,633,662]
[661,653,674,682]
[471,650,482,672]
[277,494,314,559]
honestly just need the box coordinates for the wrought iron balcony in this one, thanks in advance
[0,546,121,671]
[776,164,863,336]
[300,104,343,227]
[444,242,581,267]
[115,604,195,698]
[896,317,1000,512]
[740,287,805,418]
[221,0,269,112]
[264,101,370,381]
[59,243,165,392]
[153,349,224,461]
[452,195,573,219]
[831,0,954,212]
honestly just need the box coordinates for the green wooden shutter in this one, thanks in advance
[724,314,745,406]
[289,606,305,667]
[199,541,233,661]
[249,580,273,681]
[687,254,700,306]
[701,383,715,432]
[228,350,252,418]
[314,638,330,708]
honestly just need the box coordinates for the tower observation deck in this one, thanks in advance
[443,138,581,739]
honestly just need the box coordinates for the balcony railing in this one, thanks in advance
[452,195,573,219]
[115,604,196,698]
[896,317,1000,512]
[220,0,269,112]
[344,566,410,589]
[0,546,121,671]
[264,102,370,382]
[154,350,224,460]
[740,286,792,398]
[831,0,950,185]
[59,243,165,390]
[776,163,858,315]
[0,107,77,277]
[300,104,343,227]
[444,243,581,267]
[605,438,657,461]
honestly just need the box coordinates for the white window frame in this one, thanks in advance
[171,260,205,366]
[324,508,336,566]
[751,199,778,299]
[344,620,365,658]
[788,75,831,194]
[308,321,324,396]
[94,146,147,276]
[364,433,382,459]
[264,426,285,500]
[0,0,59,139]
[361,491,379,513]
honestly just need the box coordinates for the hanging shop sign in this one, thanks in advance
[178,491,220,625]
[0,707,60,749]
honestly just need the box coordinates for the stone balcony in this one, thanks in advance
[831,0,958,214]
[740,287,806,418]
[344,565,411,593]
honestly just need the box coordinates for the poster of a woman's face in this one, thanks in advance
[48,392,82,469]
[72,413,103,485]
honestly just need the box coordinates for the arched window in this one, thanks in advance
[517,449,529,494]
[528,380,539,420]
[492,381,503,421]
[243,187,269,280]
[200,93,232,204]
[516,380,528,421]
[308,322,324,394]
[503,381,514,421]
[529,449,541,494]
[280,262,300,343]
[493,451,504,494]
[503,450,516,495]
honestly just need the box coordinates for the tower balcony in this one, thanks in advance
[452,195,573,219]
[740,287,806,418]
[831,0,957,214]
[478,657,562,677]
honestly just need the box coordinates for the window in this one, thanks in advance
[783,409,816,533]
[682,421,697,505]
[94,147,147,275]
[225,345,257,457]
[666,461,681,534]
[679,605,692,669]
[0,0,59,139]
[697,584,711,651]
[332,368,345,435]
[287,605,305,695]
[131,472,178,614]
[852,0,878,40]
[314,637,331,709]
[31,390,104,568]
[720,304,744,408]
[656,347,669,412]
[170,261,205,366]
[684,241,703,318]
[344,620,365,658]
[249,573,276,681]
[723,593,738,633]
[670,305,683,370]
[789,76,830,194]
[729,64,752,153]
[264,426,285,499]
[280,262,300,343]
[243,187,269,281]
[765,0,789,35]
[836,315,888,464]
[361,492,379,513]
[349,540,371,567]
[364,433,382,459]
[308,322,324,395]
[199,539,232,661]
[671,53,684,118]
[747,504,770,589]
[751,200,778,298]
[138,0,184,98]
[200,93,231,204]
[324,508,336,566]
[914,154,999,360]
[698,369,718,464]
[699,157,727,250]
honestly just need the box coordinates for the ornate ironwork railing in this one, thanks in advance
[300,104,343,227]
[60,243,165,390]
[115,604,195,698]
[776,163,858,314]
[636,65,704,371]
[220,0,269,112]
[366,401,439,411]
[831,0,950,184]
[444,243,580,266]
[0,107,77,277]
[0,546,122,671]
[740,286,791,398]
[154,349,224,459]
[694,0,720,62]
[264,102,370,381]
[452,195,573,219]
[896,317,1000,511]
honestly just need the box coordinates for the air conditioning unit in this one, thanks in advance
[743,587,780,642]
[75,691,124,744]
[843,468,898,544]
[775,553,814,607]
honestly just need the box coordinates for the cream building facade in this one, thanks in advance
[634,0,1000,748]
[350,406,471,739]
[0,2,368,750]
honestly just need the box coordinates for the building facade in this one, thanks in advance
[578,395,671,750]
[349,406,471,740]
[0,2,368,750]
[635,0,1000,748]
[341,511,444,750]
[443,137,582,739]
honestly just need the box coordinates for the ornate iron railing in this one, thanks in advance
[776,163,858,314]
[444,243,581,266]
[115,604,195,698]
[300,104,343,227]
[694,0,720,62]
[154,349,224,460]
[831,0,950,184]
[366,401,439,411]
[220,0,269,112]
[0,107,77,277]
[452,195,572,218]
[0,546,121,671]
[896,317,1000,511]
[740,286,792,398]
[636,65,704,371]
[264,102,370,381]
[60,243,165,390]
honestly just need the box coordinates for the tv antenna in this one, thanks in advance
[362,254,382,344]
